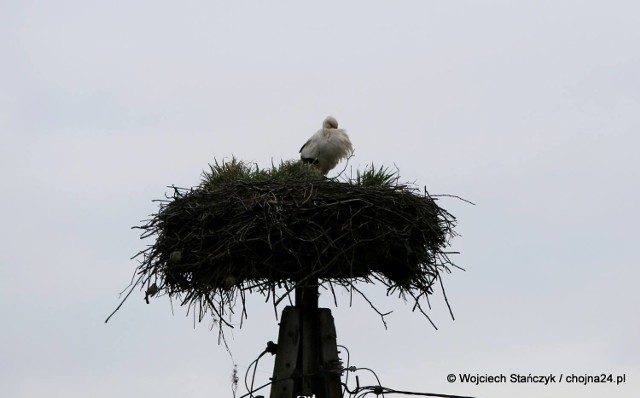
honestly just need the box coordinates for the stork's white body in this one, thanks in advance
[300,116,353,175]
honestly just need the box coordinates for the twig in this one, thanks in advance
[350,285,392,329]
[431,193,476,206]
[104,274,143,323]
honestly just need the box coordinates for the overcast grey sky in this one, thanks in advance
[1,1,639,397]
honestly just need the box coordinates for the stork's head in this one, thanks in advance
[322,116,339,129]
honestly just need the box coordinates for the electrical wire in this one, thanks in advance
[355,367,383,390]
[243,350,267,398]
[337,344,351,396]
[238,375,295,398]
[250,351,266,397]
[243,355,258,397]
[237,380,273,398]
[341,365,478,398]
[342,383,479,398]
[343,366,384,398]
[240,341,478,398]
[241,341,279,398]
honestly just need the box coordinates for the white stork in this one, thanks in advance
[299,116,353,175]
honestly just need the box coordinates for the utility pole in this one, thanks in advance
[270,278,342,398]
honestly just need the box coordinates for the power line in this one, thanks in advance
[242,341,278,398]
[343,384,479,398]
[337,344,351,397]
[239,342,478,398]
[338,343,478,398]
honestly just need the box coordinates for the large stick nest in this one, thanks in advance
[117,159,461,330]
